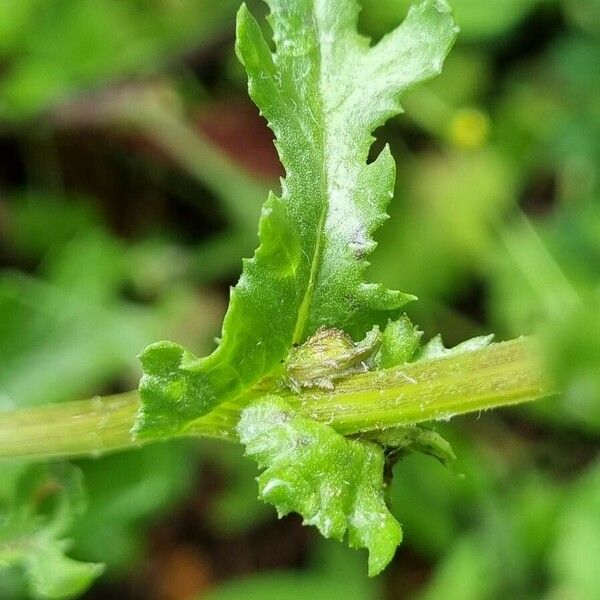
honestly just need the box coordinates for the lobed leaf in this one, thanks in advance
[136,0,458,437]
[237,396,402,576]
[0,465,103,599]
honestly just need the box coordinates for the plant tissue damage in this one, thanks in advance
[284,326,381,391]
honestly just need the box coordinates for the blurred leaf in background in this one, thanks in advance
[0,0,238,121]
[203,540,377,600]
[360,0,544,42]
[0,190,221,594]
[0,191,220,409]
[0,464,103,599]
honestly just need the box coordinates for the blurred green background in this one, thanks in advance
[0,1,598,599]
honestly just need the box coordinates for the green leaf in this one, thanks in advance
[237,396,402,576]
[0,0,238,120]
[377,315,423,368]
[136,0,458,437]
[0,465,103,599]
[549,461,600,598]
[416,333,494,361]
[376,426,456,468]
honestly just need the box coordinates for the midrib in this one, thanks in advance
[291,5,334,345]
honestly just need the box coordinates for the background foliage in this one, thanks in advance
[0,0,598,598]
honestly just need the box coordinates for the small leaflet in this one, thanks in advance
[377,315,424,368]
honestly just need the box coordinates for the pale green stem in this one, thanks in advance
[53,86,268,228]
[125,105,267,228]
[0,338,554,461]
[53,87,268,281]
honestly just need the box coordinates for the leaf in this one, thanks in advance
[0,465,103,599]
[377,315,423,368]
[416,333,494,361]
[549,461,600,598]
[136,0,458,437]
[377,426,456,468]
[237,396,402,576]
[0,0,239,120]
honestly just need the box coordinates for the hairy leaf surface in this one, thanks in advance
[238,396,402,576]
[136,0,457,436]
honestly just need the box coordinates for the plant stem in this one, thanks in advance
[53,84,267,228]
[0,338,554,461]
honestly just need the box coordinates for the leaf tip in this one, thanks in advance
[138,340,186,376]
[366,521,403,577]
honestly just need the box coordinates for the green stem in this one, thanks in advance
[53,85,268,228]
[128,105,267,228]
[0,338,554,461]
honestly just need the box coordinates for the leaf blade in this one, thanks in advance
[238,396,402,576]
[136,0,458,436]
